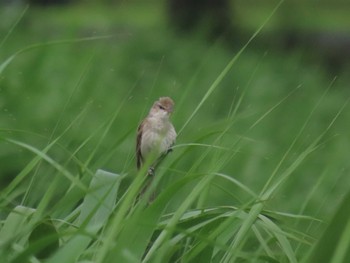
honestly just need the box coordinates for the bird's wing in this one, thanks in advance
[136,121,144,169]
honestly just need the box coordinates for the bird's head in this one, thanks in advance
[149,97,174,119]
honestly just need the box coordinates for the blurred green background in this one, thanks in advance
[1,0,349,229]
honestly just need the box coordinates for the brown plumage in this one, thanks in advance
[136,97,176,172]
[135,97,177,202]
[136,122,144,169]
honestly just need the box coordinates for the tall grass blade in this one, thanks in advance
[261,77,337,194]
[258,215,297,263]
[0,5,29,49]
[179,0,285,135]
[249,85,300,130]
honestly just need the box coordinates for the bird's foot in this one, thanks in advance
[147,167,155,176]
[166,147,173,154]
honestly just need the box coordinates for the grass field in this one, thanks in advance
[1,1,350,262]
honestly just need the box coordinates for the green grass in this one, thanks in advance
[1,1,350,262]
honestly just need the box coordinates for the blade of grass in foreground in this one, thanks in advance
[103,173,203,262]
[93,163,155,263]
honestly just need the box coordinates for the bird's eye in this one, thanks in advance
[158,105,166,110]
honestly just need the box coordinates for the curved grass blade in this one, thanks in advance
[0,5,29,49]
[0,35,111,75]
[4,138,88,191]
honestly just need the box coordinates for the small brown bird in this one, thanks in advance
[136,97,177,175]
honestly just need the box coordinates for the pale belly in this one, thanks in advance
[141,127,176,161]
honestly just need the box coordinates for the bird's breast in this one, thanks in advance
[140,119,176,159]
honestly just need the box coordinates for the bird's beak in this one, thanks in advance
[167,107,174,114]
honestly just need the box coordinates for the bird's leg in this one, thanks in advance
[152,146,173,171]
[138,147,174,203]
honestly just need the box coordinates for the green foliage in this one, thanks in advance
[307,189,350,263]
[1,1,350,262]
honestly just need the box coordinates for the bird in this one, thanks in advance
[136,97,177,175]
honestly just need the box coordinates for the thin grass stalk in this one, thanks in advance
[178,0,284,136]
[0,5,29,49]
[0,35,111,75]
